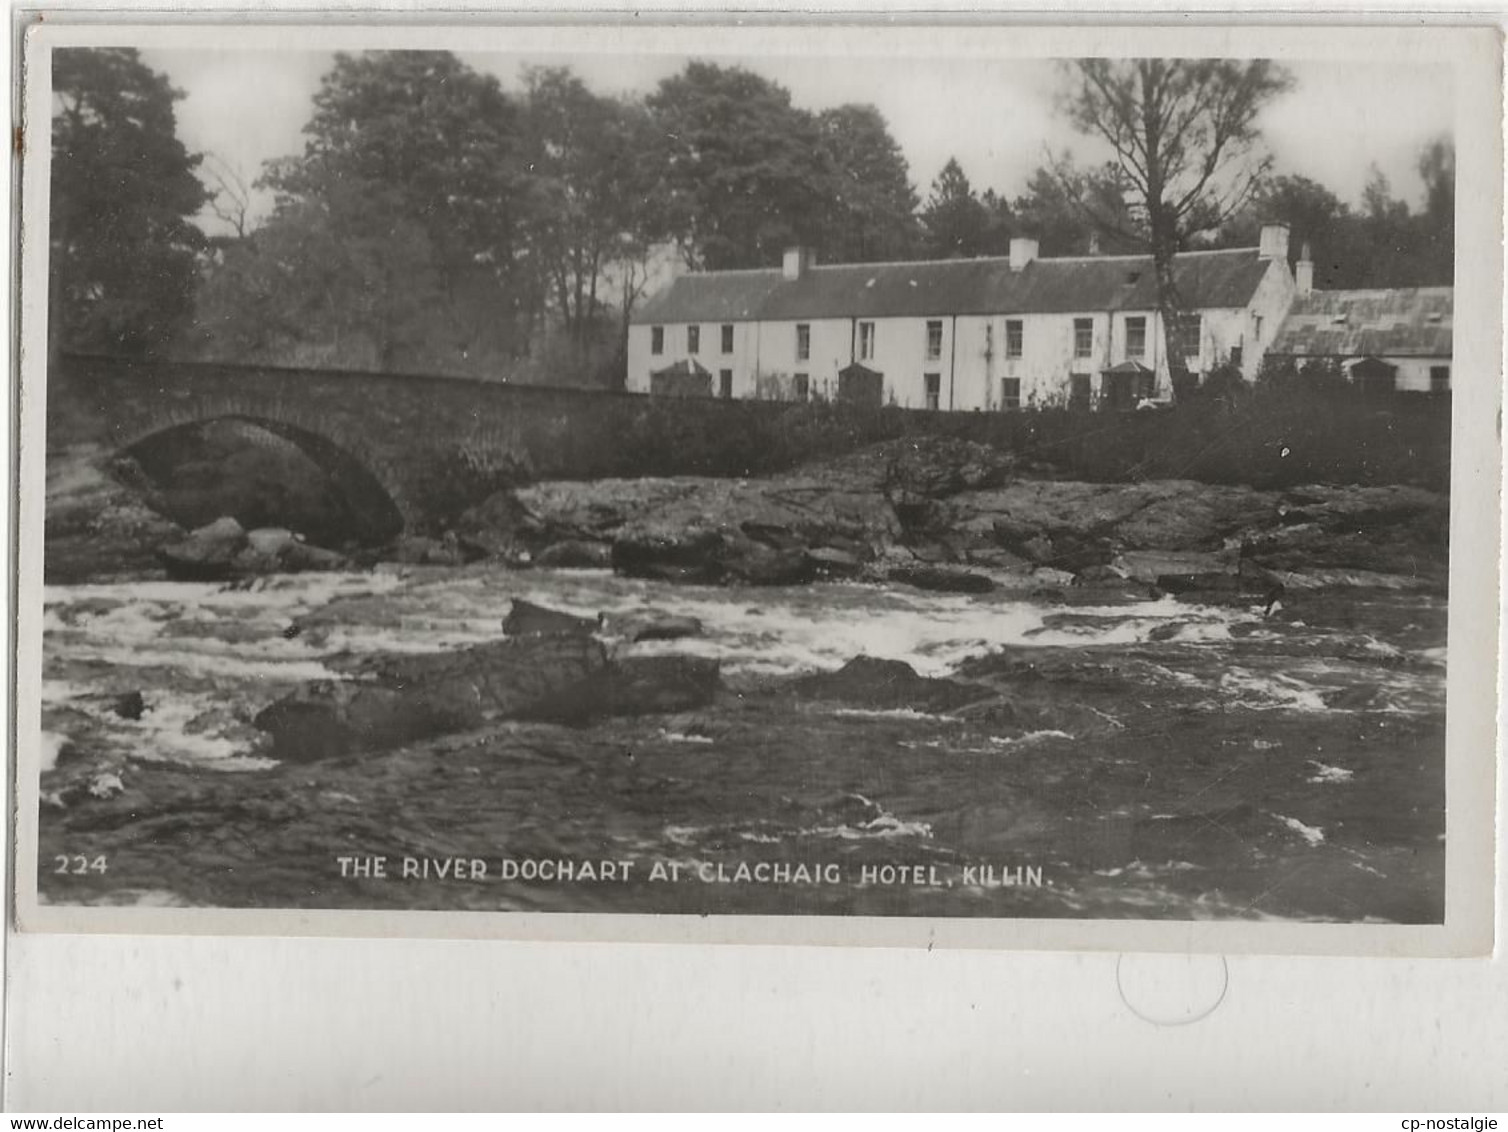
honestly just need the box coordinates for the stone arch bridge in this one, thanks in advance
[45,354,675,535]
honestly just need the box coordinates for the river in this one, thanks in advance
[36,565,1447,922]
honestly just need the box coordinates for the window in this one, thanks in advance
[794,373,810,402]
[1125,317,1147,359]
[1000,378,1022,410]
[721,324,734,354]
[859,321,875,361]
[926,320,944,360]
[1005,320,1023,359]
[1430,365,1451,393]
[1175,313,1202,358]
[687,325,700,354]
[651,326,664,355]
[1254,315,1264,342]
[924,373,941,411]
[719,369,733,398]
[796,323,811,362]
[1073,318,1093,359]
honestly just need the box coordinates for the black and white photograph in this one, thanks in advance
[13,20,1499,951]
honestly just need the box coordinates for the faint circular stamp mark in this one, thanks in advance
[1115,953,1230,1026]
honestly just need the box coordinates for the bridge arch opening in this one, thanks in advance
[117,416,405,548]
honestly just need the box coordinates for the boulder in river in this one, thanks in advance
[807,546,868,579]
[720,537,815,586]
[788,656,988,713]
[501,598,598,638]
[255,635,610,761]
[602,656,721,715]
[600,610,704,643]
[280,539,351,573]
[888,565,995,594]
[534,540,613,569]
[156,516,248,581]
[611,527,726,584]
[255,632,721,762]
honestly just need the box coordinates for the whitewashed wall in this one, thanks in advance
[628,256,1296,405]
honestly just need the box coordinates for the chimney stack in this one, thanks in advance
[1295,241,1314,297]
[1088,231,1101,256]
[1258,223,1290,262]
[1009,237,1039,272]
[783,246,817,281]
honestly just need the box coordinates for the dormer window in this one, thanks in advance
[1125,271,1142,284]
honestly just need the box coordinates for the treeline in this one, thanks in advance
[51,48,1455,386]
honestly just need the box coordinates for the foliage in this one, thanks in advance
[645,62,833,269]
[919,158,1002,258]
[51,48,210,356]
[816,104,922,262]
[193,183,447,372]
[1021,161,1143,257]
[196,51,533,373]
[1060,59,1293,392]
[1215,139,1454,289]
[522,68,659,344]
[516,387,1448,493]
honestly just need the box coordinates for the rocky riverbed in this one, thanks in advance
[35,437,1449,921]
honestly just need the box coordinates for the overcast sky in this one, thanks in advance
[138,48,1455,236]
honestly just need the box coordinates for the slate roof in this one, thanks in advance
[1269,287,1453,358]
[632,248,1275,325]
[649,358,711,377]
[1103,360,1155,375]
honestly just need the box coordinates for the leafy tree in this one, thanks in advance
[50,48,210,357]
[1061,59,1293,396]
[1414,137,1455,285]
[194,182,446,372]
[521,67,658,346]
[1219,174,1359,285]
[216,51,535,372]
[919,158,994,258]
[1014,162,1141,257]
[646,62,833,269]
[815,104,920,262]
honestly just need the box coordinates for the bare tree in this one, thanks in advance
[1060,59,1293,396]
[202,152,253,239]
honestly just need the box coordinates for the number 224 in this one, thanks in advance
[54,855,108,875]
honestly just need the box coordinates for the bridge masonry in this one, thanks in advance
[43,354,694,533]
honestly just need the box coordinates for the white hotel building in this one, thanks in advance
[626,226,1300,411]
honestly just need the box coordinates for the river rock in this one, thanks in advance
[255,635,611,761]
[880,436,1015,498]
[502,599,597,638]
[156,516,248,581]
[887,565,994,594]
[720,538,815,586]
[111,691,146,720]
[788,656,987,713]
[601,611,703,643]
[602,655,721,715]
[246,527,296,557]
[534,539,613,569]
[255,633,722,762]
[807,546,867,578]
[280,539,352,572]
[611,527,725,584]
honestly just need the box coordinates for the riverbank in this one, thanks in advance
[46,435,1450,594]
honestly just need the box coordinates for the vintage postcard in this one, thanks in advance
[11,17,1500,954]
